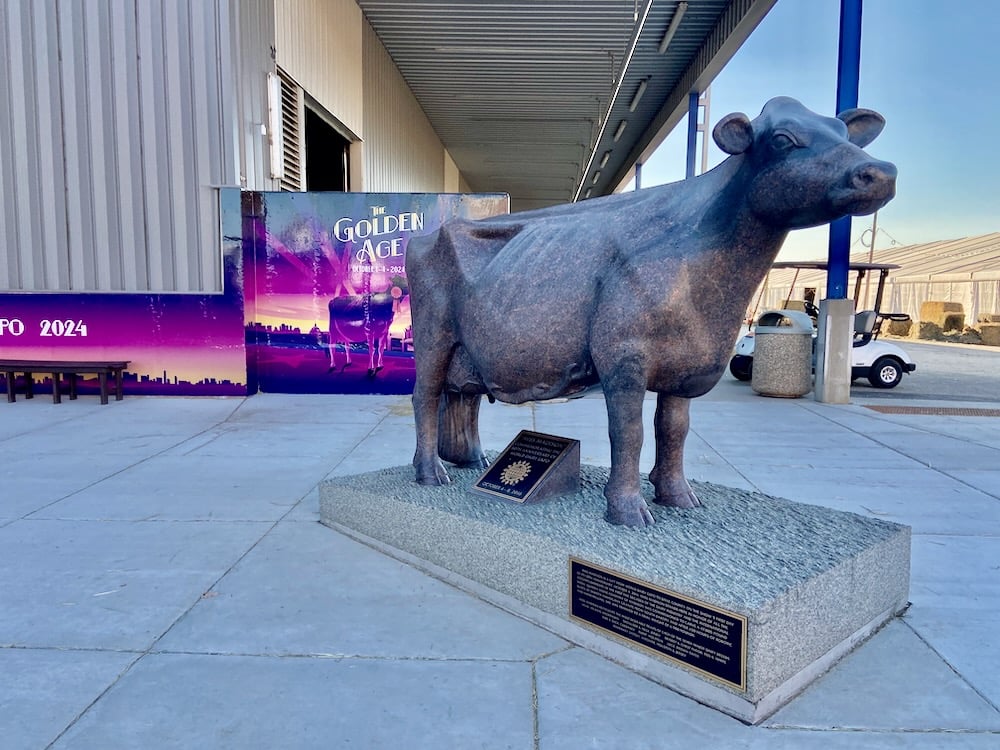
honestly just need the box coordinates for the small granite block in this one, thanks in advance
[320,463,910,723]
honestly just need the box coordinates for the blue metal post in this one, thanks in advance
[635,160,642,190]
[827,0,863,298]
[685,91,699,179]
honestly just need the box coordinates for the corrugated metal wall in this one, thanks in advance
[0,0,274,293]
[361,18,445,192]
[0,0,464,292]
[274,0,363,138]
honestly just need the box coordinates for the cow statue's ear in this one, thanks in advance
[713,113,754,155]
[837,108,885,148]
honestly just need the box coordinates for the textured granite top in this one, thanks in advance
[321,461,908,611]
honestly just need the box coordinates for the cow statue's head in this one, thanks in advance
[713,96,897,229]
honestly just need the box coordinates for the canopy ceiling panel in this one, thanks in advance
[357,0,776,211]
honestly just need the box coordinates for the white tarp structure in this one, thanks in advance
[754,232,1000,323]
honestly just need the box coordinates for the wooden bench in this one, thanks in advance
[0,360,130,405]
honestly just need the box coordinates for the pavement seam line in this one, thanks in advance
[20,397,252,521]
[42,650,146,750]
[320,397,410,480]
[801,401,1000,502]
[686,422,761,493]
[531,660,541,750]
[102,400,408,683]
[900,616,1000,714]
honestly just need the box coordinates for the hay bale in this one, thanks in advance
[979,323,1000,347]
[920,301,965,331]
[885,318,912,337]
[918,321,943,340]
[959,327,983,345]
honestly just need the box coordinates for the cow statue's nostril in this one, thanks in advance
[851,161,897,190]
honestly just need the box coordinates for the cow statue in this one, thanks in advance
[405,97,897,526]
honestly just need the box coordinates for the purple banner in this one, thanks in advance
[243,192,507,394]
[0,189,247,397]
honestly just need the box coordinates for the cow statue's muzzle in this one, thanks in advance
[836,158,897,216]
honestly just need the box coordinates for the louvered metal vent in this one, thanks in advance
[278,69,305,191]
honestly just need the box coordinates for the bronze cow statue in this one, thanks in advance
[405,97,897,526]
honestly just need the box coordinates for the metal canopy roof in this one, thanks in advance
[357,0,776,212]
[762,234,1000,289]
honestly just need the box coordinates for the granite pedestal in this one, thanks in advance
[319,463,910,724]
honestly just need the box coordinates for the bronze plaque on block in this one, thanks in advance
[472,430,580,504]
[569,557,747,691]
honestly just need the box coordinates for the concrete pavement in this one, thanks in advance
[2,379,999,748]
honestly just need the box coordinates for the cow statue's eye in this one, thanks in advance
[772,132,797,152]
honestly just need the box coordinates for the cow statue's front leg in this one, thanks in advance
[649,393,701,508]
[602,370,655,527]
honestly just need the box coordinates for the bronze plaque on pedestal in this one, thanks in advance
[569,557,747,691]
[472,430,580,503]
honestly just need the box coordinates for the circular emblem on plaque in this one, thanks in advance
[499,460,532,486]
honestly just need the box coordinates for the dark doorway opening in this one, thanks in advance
[305,107,350,191]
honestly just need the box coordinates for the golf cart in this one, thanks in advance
[729,261,916,388]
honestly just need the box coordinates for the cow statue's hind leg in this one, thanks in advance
[437,391,487,469]
[601,365,655,527]
[649,393,701,508]
[407,231,459,486]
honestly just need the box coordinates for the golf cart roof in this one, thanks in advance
[771,261,901,272]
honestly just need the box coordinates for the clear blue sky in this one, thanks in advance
[636,0,1000,260]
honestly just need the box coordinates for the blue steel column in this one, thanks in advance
[685,91,699,179]
[827,0,863,298]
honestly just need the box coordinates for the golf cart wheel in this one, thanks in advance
[868,357,903,389]
[730,355,753,381]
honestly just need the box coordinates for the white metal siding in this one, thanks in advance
[233,0,277,194]
[274,0,363,139]
[444,151,460,193]
[0,0,273,292]
[361,19,444,192]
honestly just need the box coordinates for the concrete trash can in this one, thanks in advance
[751,310,814,398]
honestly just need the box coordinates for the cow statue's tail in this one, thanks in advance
[437,390,487,469]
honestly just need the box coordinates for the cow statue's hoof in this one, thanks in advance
[466,454,489,471]
[414,457,452,486]
[651,476,702,509]
[605,494,655,527]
